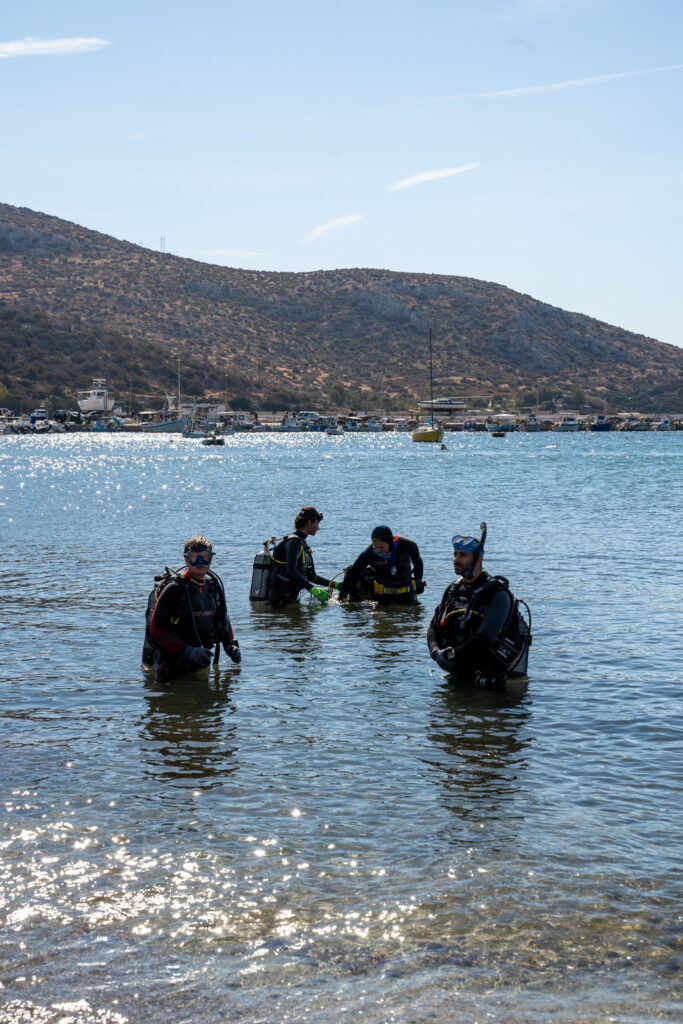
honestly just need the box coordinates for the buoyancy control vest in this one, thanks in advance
[142,567,228,666]
[269,532,313,586]
[438,574,532,678]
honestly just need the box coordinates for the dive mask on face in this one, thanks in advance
[185,549,213,565]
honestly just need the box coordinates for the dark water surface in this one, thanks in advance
[0,432,681,1023]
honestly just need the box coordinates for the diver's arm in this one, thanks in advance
[427,591,451,661]
[306,551,330,588]
[476,589,513,643]
[338,547,372,598]
[442,589,513,673]
[406,539,424,582]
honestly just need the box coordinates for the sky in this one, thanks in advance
[2,0,682,346]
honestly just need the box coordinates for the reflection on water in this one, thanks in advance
[140,674,239,784]
[427,679,532,825]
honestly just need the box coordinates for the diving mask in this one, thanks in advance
[185,549,213,566]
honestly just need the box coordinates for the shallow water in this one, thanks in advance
[0,431,681,1023]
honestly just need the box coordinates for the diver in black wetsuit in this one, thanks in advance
[427,523,529,688]
[268,506,332,607]
[338,525,425,604]
[147,536,241,679]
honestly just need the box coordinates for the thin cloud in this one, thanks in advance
[389,164,480,191]
[462,63,683,99]
[302,214,362,243]
[0,37,111,59]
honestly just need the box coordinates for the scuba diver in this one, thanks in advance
[144,536,241,679]
[427,522,531,688]
[338,525,425,604]
[267,506,332,607]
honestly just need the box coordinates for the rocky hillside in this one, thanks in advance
[1,202,681,411]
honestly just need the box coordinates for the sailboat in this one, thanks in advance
[411,328,445,443]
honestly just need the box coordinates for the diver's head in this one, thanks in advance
[184,535,213,580]
[452,522,486,581]
[295,505,323,536]
[371,525,394,556]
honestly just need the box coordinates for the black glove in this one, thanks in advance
[414,579,426,595]
[184,645,213,668]
[223,639,242,664]
[431,647,456,671]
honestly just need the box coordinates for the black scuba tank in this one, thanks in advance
[249,539,275,601]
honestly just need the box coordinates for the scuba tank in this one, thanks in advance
[249,538,275,601]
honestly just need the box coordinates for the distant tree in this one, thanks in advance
[569,384,586,407]
[327,382,346,406]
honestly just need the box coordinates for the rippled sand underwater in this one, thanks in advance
[1,431,681,1023]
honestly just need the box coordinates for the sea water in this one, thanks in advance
[0,431,681,1024]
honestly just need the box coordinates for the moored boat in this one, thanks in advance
[619,414,650,431]
[589,415,612,432]
[486,415,517,433]
[412,328,444,444]
[553,415,581,432]
[77,379,116,414]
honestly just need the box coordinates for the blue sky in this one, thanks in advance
[2,0,682,346]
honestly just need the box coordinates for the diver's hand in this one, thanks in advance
[329,580,341,591]
[223,639,242,664]
[185,645,213,667]
[310,586,330,604]
[432,647,456,671]
[414,578,425,595]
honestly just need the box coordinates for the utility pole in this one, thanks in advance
[160,236,166,253]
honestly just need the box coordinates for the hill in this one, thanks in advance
[1,202,681,412]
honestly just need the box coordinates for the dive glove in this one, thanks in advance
[310,586,330,604]
[185,645,213,668]
[329,580,341,591]
[223,639,242,664]
[414,579,426,594]
[432,647,456,671]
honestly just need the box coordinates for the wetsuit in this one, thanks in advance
[339,537,424,603]
[149,570,233,677]
[427,572,513,686]
[268,531,330,607]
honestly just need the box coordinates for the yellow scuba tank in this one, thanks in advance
[249,538,275,601]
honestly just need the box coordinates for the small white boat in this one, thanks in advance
[619,415,649,432]
[77,379,116,414]
[271,414,301,433]
[360,417,382,433]
[553,416,581,432]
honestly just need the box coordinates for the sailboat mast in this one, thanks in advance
[429,327,434,426]
[177,355,181,412]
